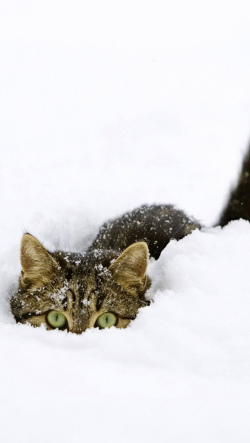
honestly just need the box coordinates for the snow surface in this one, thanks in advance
[1,1,250,442]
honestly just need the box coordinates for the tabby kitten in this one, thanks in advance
[11,143,250,333]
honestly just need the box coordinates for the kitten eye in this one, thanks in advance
[95,312,117,329]
[46,311,67,330]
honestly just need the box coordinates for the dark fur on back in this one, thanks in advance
[89,205,200,259]
[219,143,250,226]
[10,142,250,333]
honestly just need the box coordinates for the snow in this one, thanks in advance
[1,1,250,441]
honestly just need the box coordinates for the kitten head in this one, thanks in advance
[11,234,150,333]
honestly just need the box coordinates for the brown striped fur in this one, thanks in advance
[11,142,250,333]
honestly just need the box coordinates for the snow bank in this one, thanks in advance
[1,0,250,441]
[1,221,250,443]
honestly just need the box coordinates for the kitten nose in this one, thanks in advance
[71,315,89,334]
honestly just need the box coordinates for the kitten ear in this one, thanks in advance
[109,242,149,294]
[20,233,59,288]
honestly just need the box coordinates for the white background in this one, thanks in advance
[0,1,250,441]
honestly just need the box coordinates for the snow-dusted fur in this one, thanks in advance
[11,144,250,334]
[1,2,250,441]
[219,142,250,225]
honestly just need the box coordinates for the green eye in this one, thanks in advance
[95,312,117,329]
[46,311,67,329]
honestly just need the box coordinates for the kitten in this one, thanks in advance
[11,144,250,333]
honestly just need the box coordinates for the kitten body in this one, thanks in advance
[11,143,250,333]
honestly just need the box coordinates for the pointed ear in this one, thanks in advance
[109,242,149,294]
[20,233,59,288]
